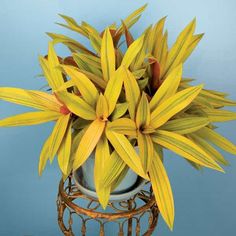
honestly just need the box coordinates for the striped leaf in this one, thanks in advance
[49,114,70,162]
[61,65,99,107]
[106,129,148,180]
[103,151,127,187]
[96,94,109,120]
[47,42,65,89]
[121,35,144,68]
[196,127,236,155]
[73,119,105,170]
[151,85,203,129]
[58,121,72,175]
[111,103,128,120]
[56,91,96,120]
[152,130,224,172]
[189,134,229,166]
[38,136,51,176]
[137,132,153,173]
[95,135,111,209]
[0,87,54,110]
[149,151,175,230]
[150,64,183,112]
[0,111,61,127]
[136,92,151,128]
[160,117,209,134]
[107,118,137,136]
[101,28,115,81]
[123,68,140,119]
[203,109,236,122]
[104,68,124,115]
[162,19,196,79]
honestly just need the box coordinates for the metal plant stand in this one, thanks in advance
[57,176,159,236]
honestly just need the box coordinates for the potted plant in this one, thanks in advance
[0,4,236,231]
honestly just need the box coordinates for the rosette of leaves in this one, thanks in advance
[1,5,236,230]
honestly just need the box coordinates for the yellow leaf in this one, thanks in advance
[152,130,224,172]
[111,103,128,120]
[162,19,196,79]
[0,111,61,127]
[105,129,149,180]
[123,68,140,119]
[56,91,96,120]
[203,109,236,122]
[136,92,151,128]
[149,151,175,230]
[196,127,236,155]
[38,136,51,176]
[160,117,209,134]
[150,85,203,129]
[107,118,137,136]
[61,65,99,107]
[137,132,153,173]
[49,114,70,162]
[94,135,111,209]
[121,35,144,68]
[58,121,72,175]
[189,134,229,166]
[104,68,124,115]
[103,151,127,187]
[96,94,109,120]
[78,69,107,90]
[116,4,147,36]
[73,119,105,170]
[48,42,65,89]
[27,90,62,112]
[182,33,204,62]
[101,28,115,81]
[0,87,53,110]
[150,64,183,112]
[159,31,168,75]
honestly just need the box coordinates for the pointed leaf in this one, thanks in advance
[162,19,196,79]
[203,109,236,122]
[58,121,72,175]
[149,151,175,230]
[0,87,53,110]
[107,118,137,136]
[150,64,183,111]
[0,111,61,127]
[150,85,203,129]
[111,103,128,120]
[73,119,105,170]
[94,135,111,209]
[121,35,144,68]
[152,130,224,172]
[123,68,140,119]
[106,129,149,180]
[136,92,151,128]
[38,136,51,176]
[104,68,124,115]
[49,114,70,161]
[137,132,153,173]
[101,28,115,81]
[61,65,99,107]
[161,117,209,134]
[189,134,229,166]
[196,127,236,155]
[96,94,109,120]
[56,91,96,120]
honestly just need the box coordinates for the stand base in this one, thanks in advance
[57,176,159,236]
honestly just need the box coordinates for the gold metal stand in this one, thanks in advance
[57,176,159,236]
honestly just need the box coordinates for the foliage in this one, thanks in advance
[1,4,236,230]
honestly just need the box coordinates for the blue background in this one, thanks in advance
[0,0,236,235]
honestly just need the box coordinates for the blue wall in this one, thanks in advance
[0,0,236,235]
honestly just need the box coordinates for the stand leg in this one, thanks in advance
[127,200,133,236]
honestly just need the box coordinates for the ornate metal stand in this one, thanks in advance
[57,176,159,235]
